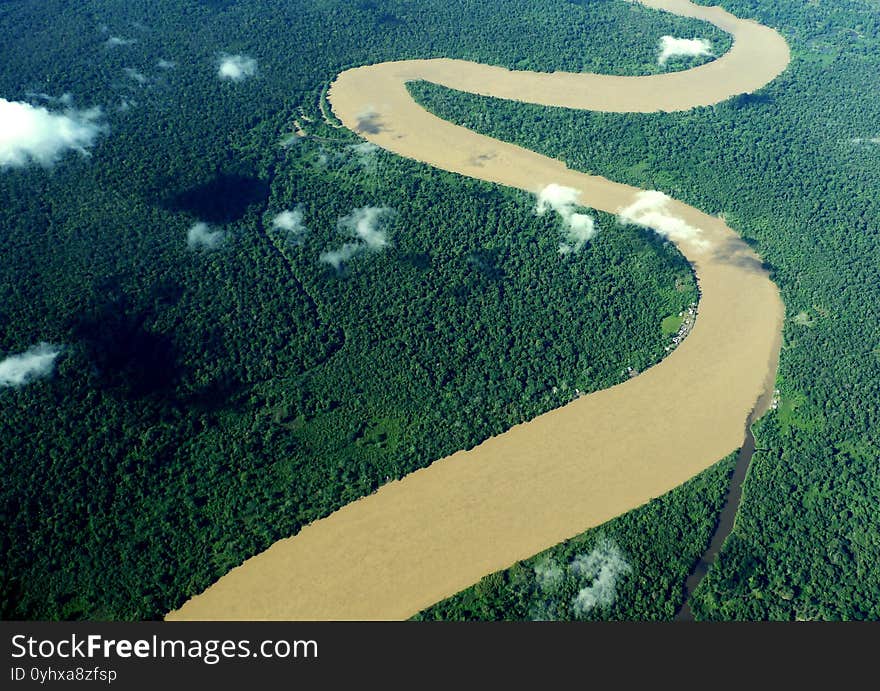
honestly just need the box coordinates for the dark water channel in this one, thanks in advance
[675,384,775,621]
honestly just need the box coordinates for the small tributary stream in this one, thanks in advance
[675,384,776,621]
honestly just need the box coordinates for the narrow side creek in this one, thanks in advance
[675,381,777,621]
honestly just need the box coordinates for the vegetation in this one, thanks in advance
[661,313,684,336]
[412,0,880,620]
[0,0,712,619]
[415,452,737,621]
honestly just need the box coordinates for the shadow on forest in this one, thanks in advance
[357,0,403,25]
[73,305,182,399]
[400,252,432,271]
[166,174,269,224]
[727,92,775,110]
[184,376,248,413]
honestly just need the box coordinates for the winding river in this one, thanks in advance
[168,0,789,620]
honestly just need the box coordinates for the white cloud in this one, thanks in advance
[272,208,307,244]
[349,142,378,156]
[536,183,598,254]
[349,141,379,169]
[0,343,62,388]
[320,206,394,270]
[0,98,105,168]
[272,209,305,233]
[536,183,580,216]
[279,133,303,148]
[105,36,136,48]
[618,190,710,250]
[122,68,148,85]
[570,538,632,616]
[217,54,257,82]
[658,36,713,66]
[319,242,361,271]
[534,556,564,592]
[340,206,392,250]
[560,213,597,255]
[187,222,225,250]
[157,59,176,70]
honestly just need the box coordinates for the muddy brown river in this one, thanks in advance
[168,0,789,620]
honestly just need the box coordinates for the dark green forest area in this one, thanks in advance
[414,0,880,620]
[0,0,721,619]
